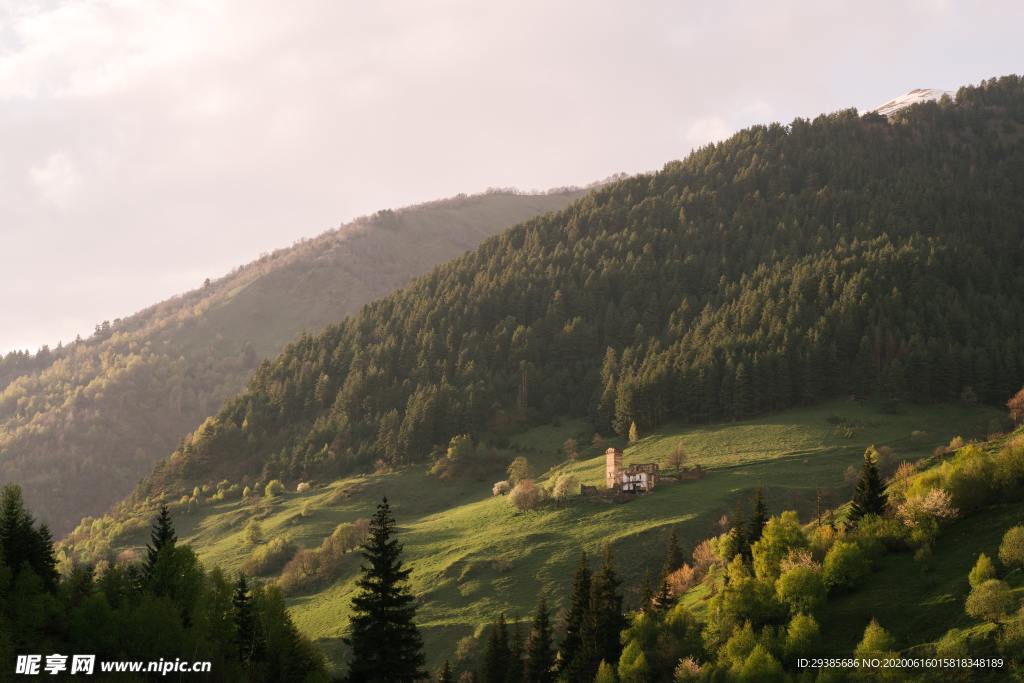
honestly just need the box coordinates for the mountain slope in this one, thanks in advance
[126,74,1024,504]
[872,87,953,116]
[0,189,585,533]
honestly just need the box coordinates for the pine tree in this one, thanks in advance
[347,497,427,682]
[525,597,555,683]
[438,660,453,683]
[749,487,768,544]
[639,569,655,614]
[232,573,262,664]
[664,528,684,575]
[731,503,750,561]
[145,505,177,577]
[654,579,674,613]
[579,545,626,679]
[558,551,591,679]
[849,446,888,523]
[507,620,525,683]
[482,613,510,683]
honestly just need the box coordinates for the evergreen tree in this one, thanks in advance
[438,660,453,683]
[507,620,525,683]
[654,579,674,613]
[749,487,768,544]
[849,446,888,523]
[232,573,263,664]
[482,613,510,683]
[578,545,626,680]
[558,551,592,679]
[664,528,684,575]
[731,503,750,561]
[524,597,555,683]
[347,497,427,682]
[145,505,177,577]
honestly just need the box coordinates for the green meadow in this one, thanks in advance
[109,400,999,671]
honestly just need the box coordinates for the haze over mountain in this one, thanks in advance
[0,188,584,534]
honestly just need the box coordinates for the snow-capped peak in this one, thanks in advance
[871,88,953,116]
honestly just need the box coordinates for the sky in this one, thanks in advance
[1,0,1022,354]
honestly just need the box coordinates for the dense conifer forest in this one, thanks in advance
[131,76,1024,503]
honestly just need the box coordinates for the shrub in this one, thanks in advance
[776,565,826,615]
[999,525,1024,569]
[491,480,511,496]
[783,613,820,661]
[965,579,1013,622]
[296,481,311,493]
[244,520,264,546]
[822,541,870,591]
[508,479,542,511]
[506,457,532,485]
[551,474,578,504]
[666,563,698,596]
[751,511,808,582]
[278,518,369,594]
[968,553,997,588]
[854,619,896,659]
[242,536,297,576]
[935,628,969,659]
[265,479,285,497]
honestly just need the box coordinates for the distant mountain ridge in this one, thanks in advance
[872,87,953,116]
[116,75,1024,508]
[0,188,585,534]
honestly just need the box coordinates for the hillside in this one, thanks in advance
[61,400,1002,672]
[0,189,585,534]
[122,74,1024,507]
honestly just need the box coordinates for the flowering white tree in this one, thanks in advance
[896,488,959,529]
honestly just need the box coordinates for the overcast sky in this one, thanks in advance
[1,0,1022,354]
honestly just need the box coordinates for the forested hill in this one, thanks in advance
[129,75,1024,506]
[0,189,584,534]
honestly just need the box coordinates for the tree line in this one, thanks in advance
[134,75,1024,505]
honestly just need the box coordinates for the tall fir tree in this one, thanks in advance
[144,505,177,577]
[749,487,768,544]
[578,545,626,680]
[731,503,750,561]
[849,446,888,523]
[525,597,555,683]
[347,497,427,682]
[507,620,525,683]
[654,579,674,613]
[482,613,510,683]
[558,551,592,680]
[438,660,453,683]
[232,573,263,665]
[664,528,684,575]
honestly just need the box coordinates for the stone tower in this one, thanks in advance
[605,447,623,489]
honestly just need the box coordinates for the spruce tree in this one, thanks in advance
[347,497,426,682]
[664,528,684,575]
[525,597,555,683]
[731,503,750,561]
[507,620,525,683]
[849,446,888,523]
[579,545,626,679]
[558,551,591,679]
[438,660,453,683]
[232,573,262,665]
[749,488,768,544]
[482,613,510,683]
[654,579,674,613]
[145,505,177,576]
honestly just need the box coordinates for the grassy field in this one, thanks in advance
[818,501,1024,656]
[112,400,999,673]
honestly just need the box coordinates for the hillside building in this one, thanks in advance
[605,447,659,493]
